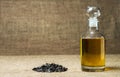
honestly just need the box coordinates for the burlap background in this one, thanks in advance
[0,0,120,55]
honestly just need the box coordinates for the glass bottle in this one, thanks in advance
[80,6,105,72]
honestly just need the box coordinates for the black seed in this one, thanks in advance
[32,67,43,72]
[32,63,68,73]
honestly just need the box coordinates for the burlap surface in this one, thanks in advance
[0,55,120,77]
[0,0,120,55]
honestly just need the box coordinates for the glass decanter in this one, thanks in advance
[80,6,105,72]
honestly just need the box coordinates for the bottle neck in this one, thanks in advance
[88,27,98,32]
[88,17,99,32]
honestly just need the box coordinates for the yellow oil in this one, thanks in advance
[80,38,105,67]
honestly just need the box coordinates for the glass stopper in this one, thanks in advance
[87,6,101,18]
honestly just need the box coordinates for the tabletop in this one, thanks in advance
[0,55,120,77]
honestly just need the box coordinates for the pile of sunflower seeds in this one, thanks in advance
[32,63,68,73]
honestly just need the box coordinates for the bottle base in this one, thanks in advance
[81,65,105,72]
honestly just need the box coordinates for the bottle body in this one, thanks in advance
[80,36,105,71]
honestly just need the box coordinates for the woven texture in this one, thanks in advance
[0,55,120,77]
[0,0,120,55]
